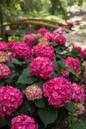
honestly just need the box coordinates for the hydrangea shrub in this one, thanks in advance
[0,28,86,129]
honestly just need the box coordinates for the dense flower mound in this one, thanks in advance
[38,41,49,47]
[72,46,82,54]
[31,57,54,79]
[32,45,56,61]
[64,57,80,72]
[61,70,70,77]
[26,85,42,100]
[54,35,66,45]
[71,83,85,103]
[0,63,11,80]
[38,28,48,36]
[8,40,18,49]
[81,49,86,59]
[0,86,23,117]
[43,32,53,42]
[43,77,73,108]
[0,42,8,51]
[69,102,85,116]
[52,33,59,40]
[35,33,42,41]
[0,51,10,63]
[38,37,48,42]
[11,114,38,129]
[23,34,36,47]
[12,43,32,60]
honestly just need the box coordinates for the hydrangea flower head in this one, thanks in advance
[0,51,10,63]
[43,77,73,108]
[26,85,42,100]
[0,86,23,117]
[38,41,49,47]
[0,63,11,80]
[12,43,32,60]
[54,35,66,45]
[11,114,38,129]
[0,42,8,51]
[72,46,82,54]
[38,37,48,42]
[64,57,80,72]
[38,28,48,36]
[31,57,54,79]
[81,49,86,59]
[32,45,56,61]
[8,40,18,49]
[71,83,85,103]
[35,33,42,41]
[43,32,53,41]
[23,34,36,47]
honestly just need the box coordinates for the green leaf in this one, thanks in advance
[0,116,6,127]
[65,66,76,75]
[65,101,75,112]
[25,100,35,115]
[38,106,58,127]
[34,99,45,108]
[17,65,37,84]
[0,81,4,87]
[71,121,86,129]
[53,61,59,69]
[12,58,24,65]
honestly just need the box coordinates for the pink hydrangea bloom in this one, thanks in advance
[52,33,59,40]
[0,63,11,80]
[84,72,86,83]
[35,33,42,41]
[32,45,56,61]
[38,37,48,42]
[23,34,36,47]
[26,85,42,100]
[81,49,86,59]
[12,43,32,60]
[69,102,85,116]
[11,114,38,129]
[43,77,73,108]
[72,46,82,54]
[0,42,8,51]
[54,35,66,45]
[64,57,80,72]
[38,41,49,47]
[0,86,23,117]
[0,51,10,63]
[8,40,18,49]
[67,22,74,25]
[31,57,54,79]
[61,70,70,77]
[43,32,53,42]
[71,83,85,103]
[38,28,48,36]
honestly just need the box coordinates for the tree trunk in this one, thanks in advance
[0,6,4,39]
[57,0,67,22]
[51,0,57,15]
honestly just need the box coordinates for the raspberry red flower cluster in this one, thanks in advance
[31,57,54,79]
[8,40,18,49]
[0,42,8,51]
[71,83,85,103]
[54,35,66,45]
[0,86,23,117]
[12,43,32,60]
[0,51,10,63]
[81,49,86,59]
[26,85,42,100]
[32,45,56,61]
[23,34,36,47]
[0,63,11,80]
[72,46,82,54]
[38,28,48,36]
[64,57,80,72]
[43,77,73,108]
[43,32,53,42]
[11,114,38,129]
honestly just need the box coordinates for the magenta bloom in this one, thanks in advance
[64,57,80,72]
[8,40,18,49]
[12,43,32,60]
[0,86,23,117]
[67,22,74,25]
[43,77,73,108]
[0,42,8,51]
[54,35,66,45]
[35,33,42,41]
[23,34,36,47]
[72,46,82,54]
[11,114,38,129]
[81,49,86,59]
[52,33,59,40]
[0,63,11,80]
[0,51,10,63]
[61,70,70,77]
[43,32,53,42]
[26,85,42,100]
[38,28,48,36]
[38,41,49,47]
[31,57,54,79]
[32,45,56,61]
[71,83,85,103]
